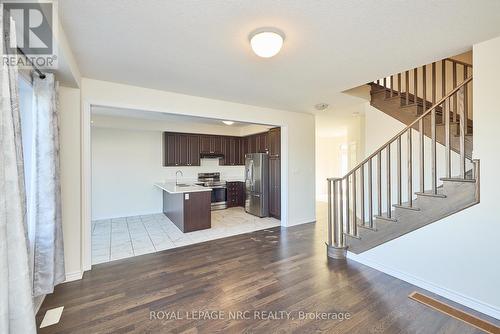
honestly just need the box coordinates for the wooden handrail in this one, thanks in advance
[341,76,472,179]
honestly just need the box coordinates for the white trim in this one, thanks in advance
[347,251,500,320]
[34,295,46,313]
[81,102,92,272]
[80,100,290,272]
[64,270,83,282]
[285,218,316,228]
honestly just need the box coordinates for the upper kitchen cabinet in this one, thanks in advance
[200,135,223,154]
[163,132,177,166]
[186,135,200,166]
[246,132,269,154]
[163,132,200,166]
[222,136,245,166]
[257,132,269,153]
[268,127,280,157]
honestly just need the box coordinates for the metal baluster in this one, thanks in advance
[368,159,374,228]
[397,136,402,206]
[458,87,466,178]
[377,152,382,217]
[383,77,387,98]
[386,145,392,218]
[444,98,451,178]
[327,178,333,246]
[352,171,357,237]
[360,165,365,227]
[453,62,457,123]
[431,105,437,194]
[345,175,350,235]
[419,118,425,192]
[407,129,413,207]
[463,66,468,134]
[432,62,436,105]
[339,178,344,237]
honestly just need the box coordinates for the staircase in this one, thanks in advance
[326,58,480,258]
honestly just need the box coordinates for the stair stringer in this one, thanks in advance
[346,179,479,254]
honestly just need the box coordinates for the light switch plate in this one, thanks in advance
[185,193,189,200]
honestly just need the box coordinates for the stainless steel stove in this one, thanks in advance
[196,173,227,210]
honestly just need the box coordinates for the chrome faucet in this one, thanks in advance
[175,170,183,185]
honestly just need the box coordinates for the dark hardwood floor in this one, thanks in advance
[37,212,498,333]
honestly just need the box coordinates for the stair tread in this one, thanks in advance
[393,204,421,211]
[440,177,476,183]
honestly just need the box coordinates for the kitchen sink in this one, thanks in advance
[176,183,191,187]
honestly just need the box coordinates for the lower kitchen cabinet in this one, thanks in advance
[227,181,245,207]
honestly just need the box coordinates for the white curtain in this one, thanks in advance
[31,73,65,296]
[0,14,37,334]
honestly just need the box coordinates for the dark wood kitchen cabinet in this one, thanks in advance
[268,127,281,218]
[269,157,281,219]
[186,135,200,166]
[227,181,245,207]
[163,132,177,166]
[163,132,200,166]
[268,127,281,157]
[246,132,269,154]
[200,135,223,154]
[257,132,269,153]
[222,136,245,166]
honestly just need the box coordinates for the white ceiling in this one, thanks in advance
[60,0,500,113]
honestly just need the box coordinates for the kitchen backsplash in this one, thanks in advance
[161,158,245,182]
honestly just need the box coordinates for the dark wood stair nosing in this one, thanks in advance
[415,192,447,198]
[393,204,421,211]
[440,177,476,183]
[357,223,378,232]
[374,215,398,223]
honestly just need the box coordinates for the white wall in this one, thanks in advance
[59,86,82,278]
[91,124,246,220]
[350,36,500,319]
[315,103,365,201]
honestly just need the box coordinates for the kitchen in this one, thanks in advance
[90,107,282,264]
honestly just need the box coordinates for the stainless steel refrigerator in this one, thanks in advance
[245,153,269,217]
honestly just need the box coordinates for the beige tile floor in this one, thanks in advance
[91,207,281,265]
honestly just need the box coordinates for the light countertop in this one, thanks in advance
[154,182,212,194]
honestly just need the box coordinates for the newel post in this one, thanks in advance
[326,178,347,259]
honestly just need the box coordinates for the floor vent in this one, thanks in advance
[40,306,64,328]
[409,292,500,334]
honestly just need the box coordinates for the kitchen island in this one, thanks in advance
[155,182,212,232]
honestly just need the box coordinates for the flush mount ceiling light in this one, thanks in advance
[222,120,234,125]
[249,28,285,58]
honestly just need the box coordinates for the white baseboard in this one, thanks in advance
[64,270,83,283]
[347,252,500,320]
[284,218,316,227]
[34,295,46,313]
